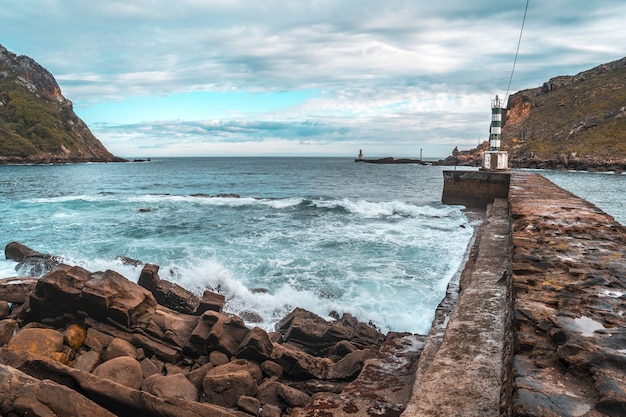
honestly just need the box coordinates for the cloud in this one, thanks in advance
[2,0,626,156]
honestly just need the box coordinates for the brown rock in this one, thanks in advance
[64,323,87,350]
[210,350,230,366]
[257,379,310,409]
[6,327,63,358]
[138,263,200,314]
[237,395,261,416]
[0,319,17,346]
[73,350,101,373]
[0,301,8,319]
[84,327,114,353]
[0,363,117,417]
[140,357,162,378]
[197,290,225,314]
[93,356,143,390]
[101,337,137,361]
[208,359,263,383]
[187,362,214,390]
[0,277,39,303]
[260,403,282,417]
[79,269,157,328]
[261,360,283,378]
[196,312,250,356]
[145,373,198,401]
[236,326,275,363]
[203,370,257,408]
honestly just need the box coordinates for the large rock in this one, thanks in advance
[93,356,143,390]
[203,370,257,408]
[0,276,39,303]
[138,263,200,314]
[6,328,64,359]
[30,267,157,328]
[0,364,116,417]
[143,373,198,401]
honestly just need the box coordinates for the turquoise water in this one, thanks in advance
[1,160,623,334]
[0,158,474,334]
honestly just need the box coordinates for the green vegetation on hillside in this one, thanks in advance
[0,75,80,157]
[503,61,626,160]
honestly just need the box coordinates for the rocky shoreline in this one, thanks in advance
[0,242,428,416]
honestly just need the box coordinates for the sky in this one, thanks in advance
[1,1,625,158]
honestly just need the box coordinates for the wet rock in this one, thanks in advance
[0,277,39,304]
[138,263,200,315]
[236,326,275,362]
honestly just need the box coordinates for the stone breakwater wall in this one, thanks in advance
[419,171,626,417]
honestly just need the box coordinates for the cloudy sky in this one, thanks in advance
[2,1,625,158]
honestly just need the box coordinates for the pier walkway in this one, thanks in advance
[402,172,626,416]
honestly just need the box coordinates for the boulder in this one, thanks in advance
[197,290,225,314]
[203,370,257,408]
[139,357,162,378]
[4,242,60,277]
[93,356,143,390]
[257,379,310,410]
[63,323,87,350]
[138,263,199,314]
[0,319,17,346]
[6,327,63,359]
[84,327,115,353]
[101,337,137,361]
[208,359,263,383]
[144,373,198,401]
[0,277,39,303]
[0,363,117,417]
[190,311,250,356]
[236,326,275,362]
[237,395,261,416]
[0,351,237,417]
[0,301,8,319]
[209,350,230,366]
[80,270,157,328]
[73,350,101,373]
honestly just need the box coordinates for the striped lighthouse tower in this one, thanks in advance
[482,95,508,170]
[490,95,502,151]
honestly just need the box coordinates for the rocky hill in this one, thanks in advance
[0,45,125,164]
[439,56,626,171]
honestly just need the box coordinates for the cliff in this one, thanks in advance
[438,56,626,171]
[0,45,126,164]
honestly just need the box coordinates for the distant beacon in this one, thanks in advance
[482,95,509,171]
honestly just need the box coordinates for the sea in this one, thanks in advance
[1,158,624,335]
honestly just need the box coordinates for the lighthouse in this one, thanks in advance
[482,95,509,170]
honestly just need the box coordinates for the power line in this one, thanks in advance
[504,0,530,105]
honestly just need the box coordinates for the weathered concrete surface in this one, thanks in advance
[508,173,626,417]
[402,198,513,416]
[442,170,511,208]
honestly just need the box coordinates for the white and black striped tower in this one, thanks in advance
[490,95,502,151]
[482,95,508,170]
